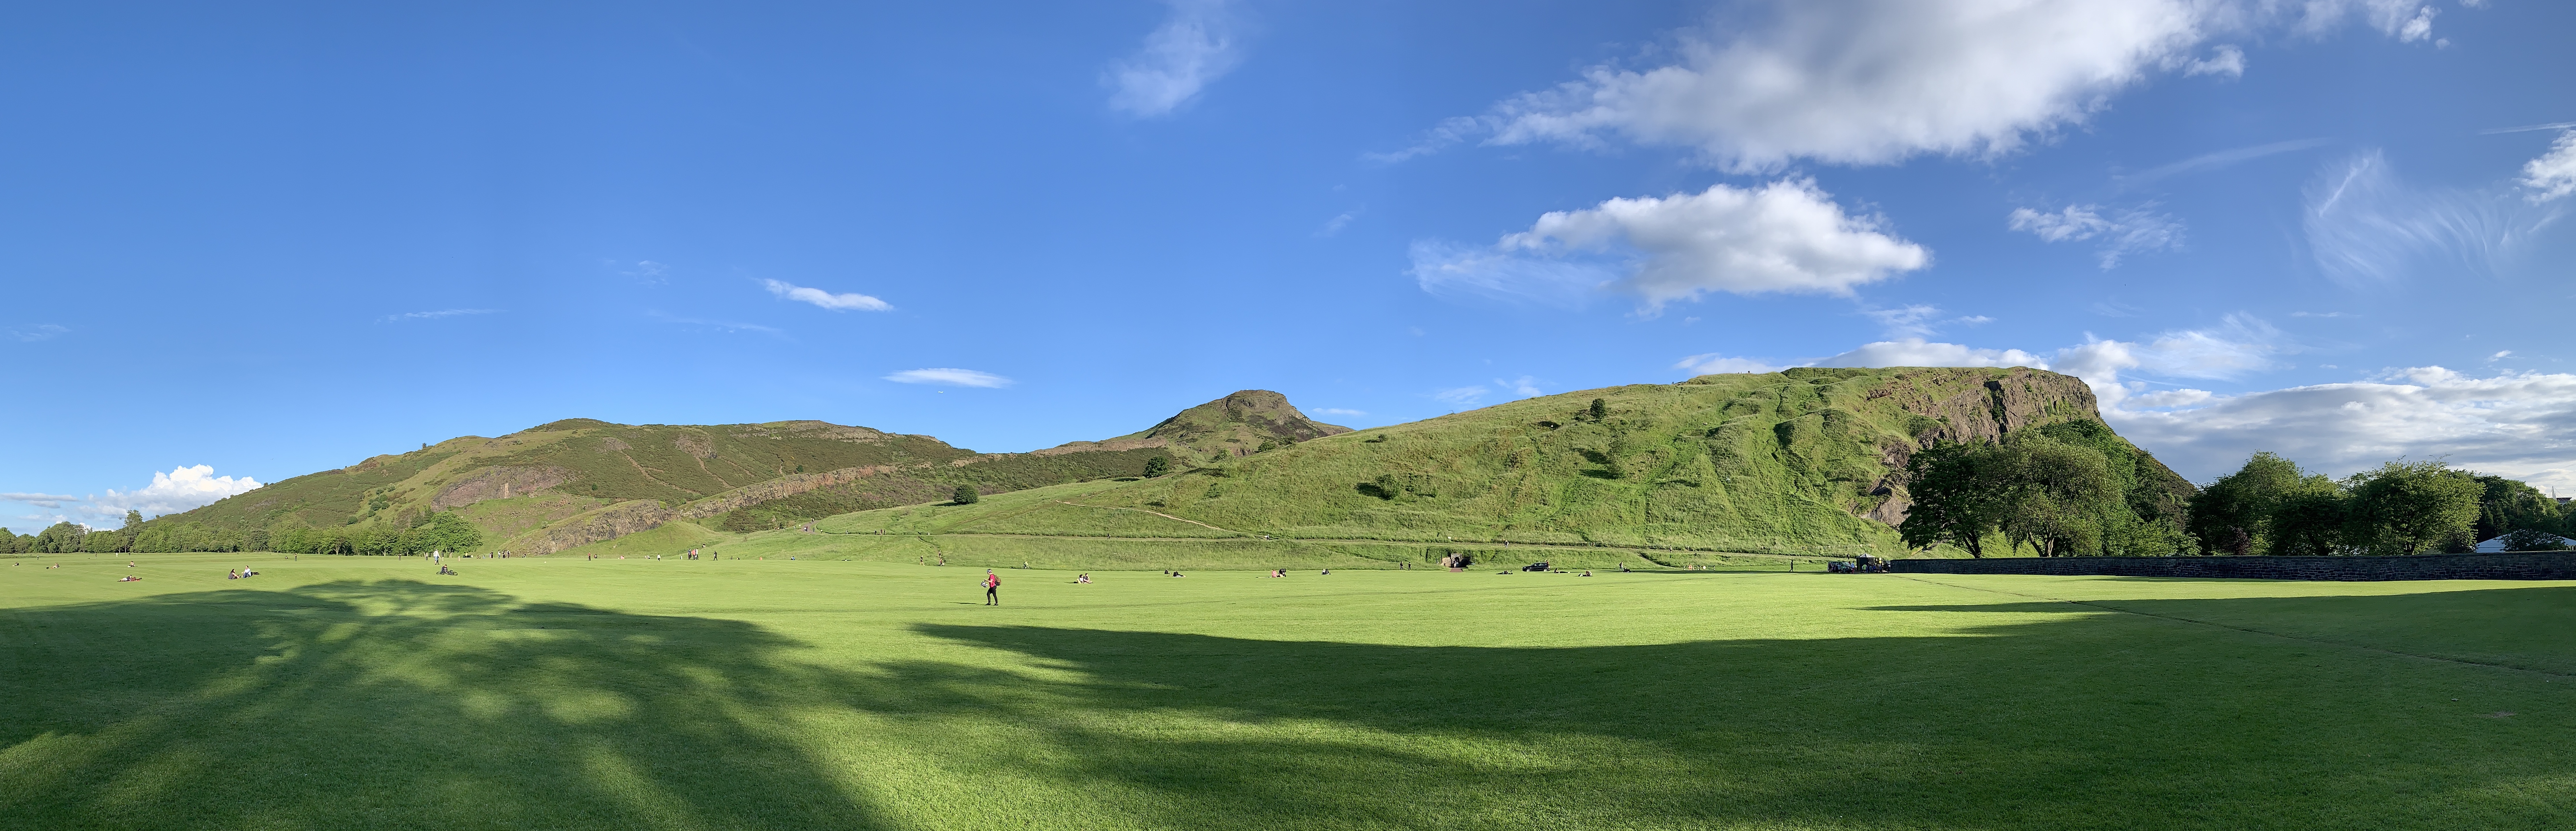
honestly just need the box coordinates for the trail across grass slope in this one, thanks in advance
[4,553,2569,830]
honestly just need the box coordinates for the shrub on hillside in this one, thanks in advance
[952,485,980,505]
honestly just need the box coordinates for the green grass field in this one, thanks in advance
[4,552,2570,830]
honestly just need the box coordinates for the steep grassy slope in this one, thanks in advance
[1074,367,2176,556]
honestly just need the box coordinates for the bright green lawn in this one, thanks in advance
[3,553,2570,830]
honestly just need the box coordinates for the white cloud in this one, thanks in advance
[1313,408,1366,417]
[884,368,1011,388]
[1863,305,1942,337]
[2115,137,2332,187]
[10,324,67,342]
[1815,338,2049,370]
[0,492,77,509]
[1465,0,2210,170]
[2519,129,2576,203]
[1418,180,1928,312]
[762,279,891,312]
[1431,386,1487,407]
[1497,376,1544,398]
[1675,354,1791,375]
[1407,240,1612,307]
[2303,150,2546,287]
[1389,1,2460,170]
[96,465,264,518]
[1105,0,1244,117]
[647,311,785,336]
[380,309,498,323]
[1688,314,2286,402]
[2110,367,2576,491]
[2007,203,2183,268]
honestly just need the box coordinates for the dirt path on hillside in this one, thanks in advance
[1051,501,1240,534]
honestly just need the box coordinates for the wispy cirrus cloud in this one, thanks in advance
[2114,137,2332,188]
[1312,407,1366,417]
[379,309,498,323]
[2302,149,2550,287]
[762,279,891,312]
[2008,203,2184,268]
[885,368,1011,388]
[1105,0,1245,117]
[9,324,68,342]
[647,310,784,336]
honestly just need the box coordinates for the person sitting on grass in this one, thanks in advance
[1075,574,1091,584]
[118,575,141,582]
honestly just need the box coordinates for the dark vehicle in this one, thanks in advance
[1521,562,1551,572]
[1828,556,1890,574]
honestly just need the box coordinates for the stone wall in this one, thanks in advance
[1888,552,2576,581]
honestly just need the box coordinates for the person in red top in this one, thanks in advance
[984,569,1001,606]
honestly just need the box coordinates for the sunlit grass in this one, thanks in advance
[4,553,2571,829]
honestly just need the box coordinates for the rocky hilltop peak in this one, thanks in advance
[1113,390,1348,461]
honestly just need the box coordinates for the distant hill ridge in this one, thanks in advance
[151,390,1336,553]
[155,370,2189,558]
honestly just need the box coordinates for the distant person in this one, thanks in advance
[984,570,1001,605]
[228,568,239,580]
[1320,569,1330,575]
[1075,574,1091,584]
[118,575,142,582]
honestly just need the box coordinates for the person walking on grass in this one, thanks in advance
[984,569,1001,606]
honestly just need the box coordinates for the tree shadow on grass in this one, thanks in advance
[0,580,892,830]
[1867,585,2576,675]
[7,581,2574,830]
[880,597,2576,830]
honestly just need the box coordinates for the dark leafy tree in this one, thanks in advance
[2497,528,2571,551]
[952,484,980,505]
[1141,456,1170,478]
[2188,452,2344,555]
[1588,398,1608,420]
[1898,441,2008,558]
[2344,460,2482,555]
[1997,437,2121,557]
[2472,474,2562,541]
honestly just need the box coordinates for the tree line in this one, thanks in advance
[1901,426,2568,557]
[1,509,484,556]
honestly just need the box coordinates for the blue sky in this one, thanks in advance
[7,0,2575,531]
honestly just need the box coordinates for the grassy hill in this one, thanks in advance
[149,369,2187,561]
[567,366,2191,567]
[1069,366,2184,557]
[146,390,1344,554]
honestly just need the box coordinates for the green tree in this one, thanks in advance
[2471,474,2561,542]
[1141,456,1171,478]
[2188,452,2345,555]
[952,484,980,505]
[2496,528,2571,551]
[2344,460,2482,555]
[1997,438,2121,557]
[1898,441,2009,558]
[1588,398,1608,420]
[407,511,484,555]
[81,530,124,553]
[119,510,144,538]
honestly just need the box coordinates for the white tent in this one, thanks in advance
[2473,534,2576,553]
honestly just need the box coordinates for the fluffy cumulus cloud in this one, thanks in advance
[884,368,1011,388]
[2112,368,2576,489]
[2007,203,2184,268]
[2520,130,2576,203]
[1415,180,1927,311]
[2302,150,2544,287]
[1391,0,2464,170]
[98,465,264,517]
[1105,0,1243,117]
[763,279,891,312]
